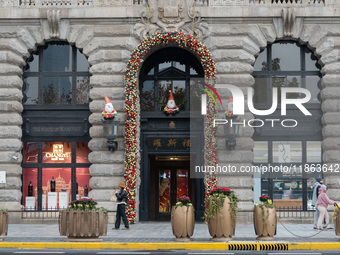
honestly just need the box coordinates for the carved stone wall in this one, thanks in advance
[0,0,339,224]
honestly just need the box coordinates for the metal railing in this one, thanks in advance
[276,206,315,219]
[249,0,324,4]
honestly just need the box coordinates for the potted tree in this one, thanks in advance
[0,209,8,239]
[204,187,239,241]
[59,198,107,240]
[254,195,276,240]
[171,195,195,241]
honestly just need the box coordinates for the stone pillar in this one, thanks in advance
[81,25,139,222]
[209,27,260,224]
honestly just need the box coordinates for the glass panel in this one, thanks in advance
[306,172,323,210]
[307,141,322,163]
[173,61,185,72]
[173,81,186,111]
[253,141,268,163]
[148,67,154,75]
[42,77,72,105]
[159,80,171,111]
[25,54,39,72]
[43,44,72,72]
[272,43,300,71]
[76,142,90,163]
[273,175,303,210]
[253,77,268,104]
[190,67,198,75]
[76,168,91,198]
[254,48,267,71]
[272,76,285,103]
[141,80,155,111]
[23,77,39,105]
[176,169,188,198]
[305,51,319,71]
[159,61,171,72]
[306,76,321,104]
[76,76,90,104]
[76,49,89,71]
[23,168,38,210]
[43,142,72,163]
[273,141,302,163]
[159,169,171,213]
[286,76,301,99]
[23,142,38,163]
[42,168,71,210]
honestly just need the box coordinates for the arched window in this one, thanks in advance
[22,43,91,211]
[139,47,204,115]
[252,41,322,211]
[23,42,90,106]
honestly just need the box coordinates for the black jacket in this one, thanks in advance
[116,189,128,204]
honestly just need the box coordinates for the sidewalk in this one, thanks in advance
[1,222,340,250]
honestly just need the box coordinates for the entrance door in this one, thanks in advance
[149,156,192,221]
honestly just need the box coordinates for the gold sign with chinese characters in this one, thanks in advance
[148,137,190,151]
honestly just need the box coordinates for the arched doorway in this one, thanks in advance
[139,47,205,221]
[124,32,217,223]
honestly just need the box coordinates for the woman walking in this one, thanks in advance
[316,184,336,230]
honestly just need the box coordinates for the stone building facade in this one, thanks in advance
[0,0,339,223]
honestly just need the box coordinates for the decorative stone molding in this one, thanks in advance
[0,0,15,6]
[95,0,131,6]
[282,8,295,37]
[47,10,61,38]
[210,0,245,6]
[133,0,210,40]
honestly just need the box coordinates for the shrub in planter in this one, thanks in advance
[204,187,239,241]
[254,195,276,240]
[59,198,107,239]
[0,209,8,237]
[171,195,195,241]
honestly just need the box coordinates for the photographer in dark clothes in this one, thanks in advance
[113,182,129,230]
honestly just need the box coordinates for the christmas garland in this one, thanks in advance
[124,31,217,223]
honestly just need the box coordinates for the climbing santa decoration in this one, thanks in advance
[163,90,179,115]
[225,96,234,117]
[102,96,118,119]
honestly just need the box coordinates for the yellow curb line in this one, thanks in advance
[0,242,339,250]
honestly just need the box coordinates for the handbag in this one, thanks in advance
[110,193,117,202]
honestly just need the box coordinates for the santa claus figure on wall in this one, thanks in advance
[225,96,234,117]
[102,96,118,119]
[163,90,179,115]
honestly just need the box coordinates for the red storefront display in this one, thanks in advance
[22,142,91,210]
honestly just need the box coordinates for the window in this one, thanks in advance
[253,41,321,106]
[140,47,204,115]
[22,142,91,210]
[252,42,322,211]
[23,43,90,106]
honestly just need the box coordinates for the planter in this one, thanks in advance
[254,205,277,240]
[335,207,340,236]
[59,209,107,239]
[0,210,8,239]
[207,197,235,241]
[171,205,195,241]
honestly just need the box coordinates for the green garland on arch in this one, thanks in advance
[124,31,217,223]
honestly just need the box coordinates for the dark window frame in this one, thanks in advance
[23,42,91,110]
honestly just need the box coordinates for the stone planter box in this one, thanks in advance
[171,205,195,241]
[335,207,340,236]
[207,197,235,241]
[254,205,276,240]
[59,209,107,239]
[0,210,8,238]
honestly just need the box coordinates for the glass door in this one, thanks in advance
[156,168,189,220]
